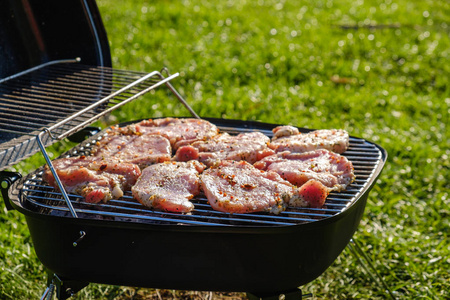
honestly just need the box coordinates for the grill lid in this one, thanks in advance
[0,0,111,78]
[13,119,387,227]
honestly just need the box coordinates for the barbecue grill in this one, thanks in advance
[0,1,390,299]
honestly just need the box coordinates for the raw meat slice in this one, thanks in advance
[270,127,350,154]
[201,160,329,213]
[173,132,275,166]
[254,149,355,192]
[91,133,171,169]
[201,160,290,214]
[114,118,219,150]
[292,179,329,208]
[132,161,206,213]
[272,125,299,139]
[43,156,141,203]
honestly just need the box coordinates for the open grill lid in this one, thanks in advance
[0,0,111,77]
[0,0,113,170]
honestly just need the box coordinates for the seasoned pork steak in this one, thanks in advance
[114,118,219,150]
[270,126,349,154]
[173,132,275,166]
[201,160,329,213]
[43,156,141,203]
[91,132,171,169]
[254,149,355,192]
[132,161,206,213]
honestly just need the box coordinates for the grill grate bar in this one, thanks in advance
[17,123,385,227]
[0,62,173,137]
[24,191,303,226]
[23,185,330,225]
[192,201,338,218]
[0,92,91,114]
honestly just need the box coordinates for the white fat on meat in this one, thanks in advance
[201,160,329,213]
[173,131,275,166]
[132,161,206,213]
[270,126,350,154]
[42,156,141,203]
[254,149,355,192]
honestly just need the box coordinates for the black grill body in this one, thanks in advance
[7,119,387,294]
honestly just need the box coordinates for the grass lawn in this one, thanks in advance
[1,0,449,299]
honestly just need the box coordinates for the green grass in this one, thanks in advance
[1,0,449,299]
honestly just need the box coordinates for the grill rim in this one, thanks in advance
[7,117,387,231]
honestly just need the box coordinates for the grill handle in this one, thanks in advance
[37,130,79,218]
[0,171,22,211]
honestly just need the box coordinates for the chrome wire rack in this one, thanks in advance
[0,58,190,171]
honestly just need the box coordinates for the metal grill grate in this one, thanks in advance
[18,124,384,227]
[0,59,181,171]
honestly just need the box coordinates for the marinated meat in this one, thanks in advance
[254,149,355,192]
[114,118,219,150]
[254,149,355,191]
[201,160,329,213]
[270,127,349,154]
[132,161,206,213]
[293,179,329,208]
[91,132,171,169]
[173,132,275,166]
[43,156,141,203]
[272,125,299,139]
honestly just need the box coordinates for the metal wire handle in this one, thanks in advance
[36,129,78,218]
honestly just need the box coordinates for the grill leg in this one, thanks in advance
[347,238,396,299]
[43,272,89,300]
[40,283,55,300]
[247,289,303,300]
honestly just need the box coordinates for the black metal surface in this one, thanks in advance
[14,181,371,293]
[6,119,387,293]
[0,0,111,79]
[0,0,110,171]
